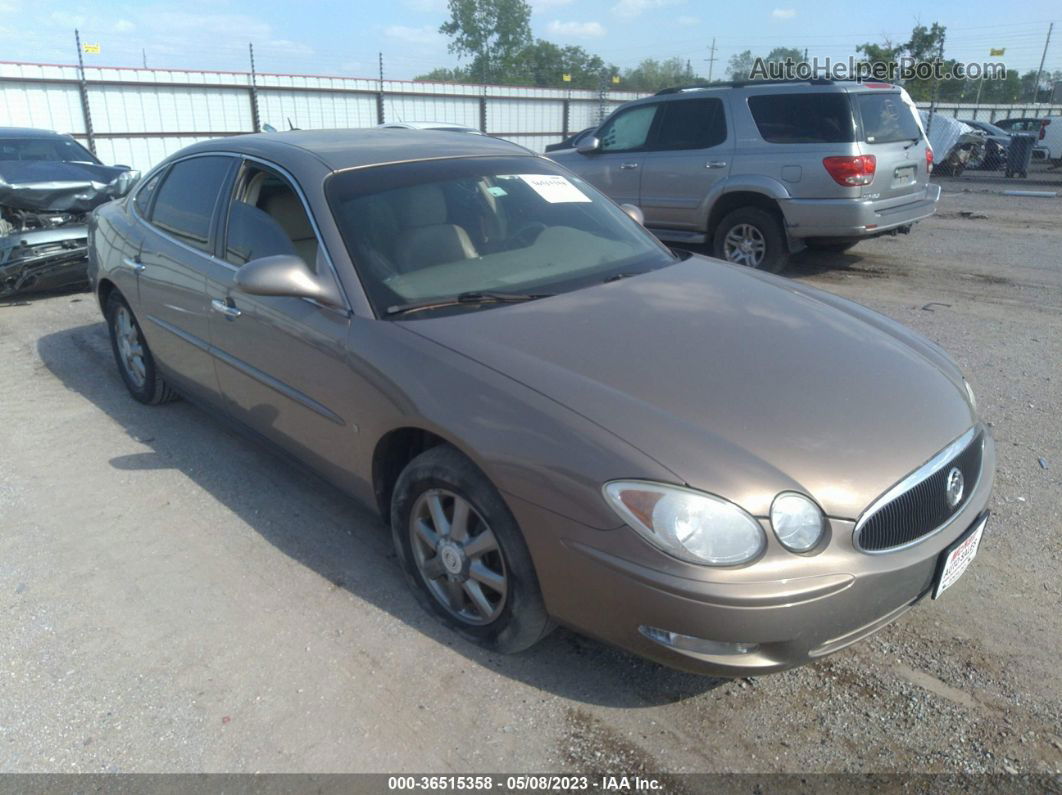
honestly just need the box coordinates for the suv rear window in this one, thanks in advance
[747,93,855,144]
[856,93,922,144]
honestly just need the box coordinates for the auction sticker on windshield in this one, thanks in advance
[517,174,591,203]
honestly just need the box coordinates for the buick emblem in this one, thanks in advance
[945,467,964,509]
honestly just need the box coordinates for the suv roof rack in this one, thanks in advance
[654,77,837,95]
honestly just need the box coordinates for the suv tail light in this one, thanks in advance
[1040,119,1051,140]
[822,155,876,186]
[926,146,934,172]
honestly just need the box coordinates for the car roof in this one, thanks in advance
[178,128,533,172]
[0,127,70,139]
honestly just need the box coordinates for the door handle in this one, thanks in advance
[211,298,242,318]
[705,160,728,169]
[121,256,145,273]
[619,162,640,170]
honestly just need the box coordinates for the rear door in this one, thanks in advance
[639,97,730,233]
[136,154,236,402]
[853,91,930,201]
[558,102,661,206]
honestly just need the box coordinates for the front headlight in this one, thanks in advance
[770,492,825,552]
[963,379,977,411]
[602,481,766,566]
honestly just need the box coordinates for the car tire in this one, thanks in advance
[391,444,554,653]
[805,240,859,253]
[105,291,179,405]
[712,207,788,273]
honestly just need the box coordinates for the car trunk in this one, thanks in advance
[852,89,930,202]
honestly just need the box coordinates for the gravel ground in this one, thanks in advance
[0,183,1060,775]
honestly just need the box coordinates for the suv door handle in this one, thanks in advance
[619,162,640,170]
[121,256,145,273]
[210,298,242,318]
[705,160,728,169]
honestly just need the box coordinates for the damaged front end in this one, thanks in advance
[0,161,139,298]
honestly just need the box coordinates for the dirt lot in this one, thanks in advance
[1,182,1060,775]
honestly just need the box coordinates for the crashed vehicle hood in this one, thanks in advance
[401,256,976,520]
[0,160,135,213]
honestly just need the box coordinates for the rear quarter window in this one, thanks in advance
[747,93,855,144]
[856,93,922,144]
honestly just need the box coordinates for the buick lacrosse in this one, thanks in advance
[88,130,993,675]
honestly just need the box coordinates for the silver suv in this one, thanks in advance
[550,80,940,272]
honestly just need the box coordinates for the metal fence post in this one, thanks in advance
[73,29,96,156]
[562,98,570,138]
[479,94,487,133]
[248,43,261,133]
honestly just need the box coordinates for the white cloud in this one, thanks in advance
[403,0,448,11]
[771,8,797,19]
[531,0,575,9]
[50,10,86,26]
[676,14,699,25]
[384,24,443,46]
[113,19,136,33]
[610,0,681,19]
[547,19,606,38]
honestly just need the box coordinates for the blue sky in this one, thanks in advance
[0,0,1057,82]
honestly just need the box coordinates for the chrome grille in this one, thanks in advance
[856,429,983,552]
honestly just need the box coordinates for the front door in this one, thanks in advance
[204,159,361,487]
[562,102,661,206]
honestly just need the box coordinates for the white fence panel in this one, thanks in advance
[259,90,377,130]
[88,85,251,134]
[86,135,223,171]
[384,95,480,128]
[0,80,85,134]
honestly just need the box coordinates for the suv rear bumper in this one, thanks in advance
[781,183,941,239]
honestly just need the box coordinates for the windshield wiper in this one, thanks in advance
[903,136,922,150]
[385,290,553,317]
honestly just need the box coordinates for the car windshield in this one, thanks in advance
[0,136,98,163]
[326,156,676,317]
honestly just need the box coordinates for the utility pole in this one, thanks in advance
[1033,22,1053,103]
[73,29,96,156]
[141,48,147,69]
[704,37,717,82]
[926,29,945,138]
[248,42,261,133]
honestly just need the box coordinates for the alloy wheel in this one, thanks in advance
[409,488,508,626]
[723,223,767,268]
[114,305,147,388]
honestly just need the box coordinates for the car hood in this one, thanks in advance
[400,256,976,520]
[0,160,135,213]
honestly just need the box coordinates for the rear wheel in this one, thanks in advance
[712,207,787,273]
[105,291,179,405]
[391,445,553,653]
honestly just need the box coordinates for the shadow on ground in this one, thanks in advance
[38,321,726,708]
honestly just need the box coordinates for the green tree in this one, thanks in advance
[727,50,756,80]
[622,57,702,92]
[439,0,533,83]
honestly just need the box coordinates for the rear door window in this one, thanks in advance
[599,104,659,152]
[747,93,855,144]
[856,93,922,143]
[149,156,232,252]
[652,98,727,150]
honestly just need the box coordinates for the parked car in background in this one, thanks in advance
[377,121,484,134]
[88,129,993,677]
[958,119,1010,170]
[994,116,1061,161]
[544,127,595,153]
[550,80,938,272]
[1,127,138,297]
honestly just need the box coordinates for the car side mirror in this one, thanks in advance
[576,136,601,154]
[620,203,644,225]
[234,254,344,308]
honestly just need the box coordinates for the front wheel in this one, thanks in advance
[391,445,553,653]
[105,291,179,405]
[712,207,788,273]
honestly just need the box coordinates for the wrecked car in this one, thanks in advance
[1,128,139,298]
[919,112,985,177]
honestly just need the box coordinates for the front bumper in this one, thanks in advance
[781,183,942,240]
[0,225,89,298]
[510,430,994,677]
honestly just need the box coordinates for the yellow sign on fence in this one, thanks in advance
[989,47,1005,57]
[562,73,571,82]
[611,75,620,84]
[82,43,101,55]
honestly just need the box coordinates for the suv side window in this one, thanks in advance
[747,93,856,144]
[149,156,232,252]
[223,163,320,268]
[653,98,726,150]
[599,104,659,152]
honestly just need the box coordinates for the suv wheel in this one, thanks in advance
[105,291,179,405]
[391,445,553,654]
[713,207,787,273]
